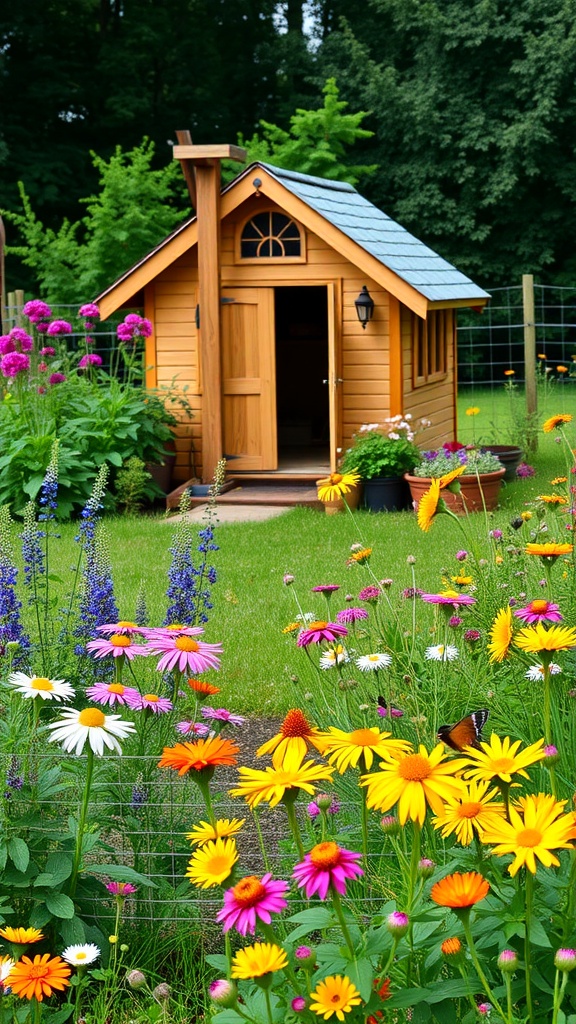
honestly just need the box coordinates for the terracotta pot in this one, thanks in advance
[404,468,506,514]
[483,445,523,482]
[317,479,363,515]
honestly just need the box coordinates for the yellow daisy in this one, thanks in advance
[542,413,572,433]
[360,743,468,825]
[525,542,573,559]
[514,622,576,654]
[0,927,44,945]
[481,793,576,876]
[256,708,329,766]
[487,606,514,663]
[231,942,288,979]
[185,818,245,845]
[439,465,467,489]
[466,407,480,416]
[452,574,473,586]
[417,478,441,532]
[537,494,568,505]
[463,734,545,785]
[321,726,410,773]
[551,477,568,485]
[431,779,504,846]
[317,472,361,502]
[184,837,238,889]
[309,975,362,1021]
[229,748,335,809]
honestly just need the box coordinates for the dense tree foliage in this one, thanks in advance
[2,0,576,292]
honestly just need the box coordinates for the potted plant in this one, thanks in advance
[405,442,506,513]
[339,417,424,511]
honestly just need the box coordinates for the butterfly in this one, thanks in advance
[437,709,489,752]
[377,696,403,718]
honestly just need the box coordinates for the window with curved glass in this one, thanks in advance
[240,212,302,258]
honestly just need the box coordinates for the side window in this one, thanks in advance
[413,310,449,386]
[239,211,303,260]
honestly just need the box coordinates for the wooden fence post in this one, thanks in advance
[522,273,538,454]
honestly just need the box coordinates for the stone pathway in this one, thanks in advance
[164,503,294,524]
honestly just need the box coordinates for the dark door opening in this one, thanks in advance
[274,286,329,466]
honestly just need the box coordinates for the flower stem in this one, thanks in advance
[331,889,357,962]
[524,869,534,1022]
[461,915,507,1022]
[284,799,305,860]
[552,968,570,1024]
[69,747,95,902]
[406,822,421,914]
[263,987,274,1024]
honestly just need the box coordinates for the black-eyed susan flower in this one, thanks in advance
[230,942,288,980]
[432,779,504,846]
[309,974,362,1021]
[514,622,576,654]
[361,744,468,824]
[317,472,361,503]
[229,749,335,809]
[464,734,545,785]
[417,478,442,532]
[186,818,245,845]
[321,726,410,773]
[185,837,239,888]
[256,709,329,765]
[481,793,576,876]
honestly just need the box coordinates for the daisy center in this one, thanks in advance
[206,856,229,875]
[490,757,515,773]
[458,801,483,819]
[331,995,342,1005]
[232,876,267,906]
[111,635,131,647]
[176,637,200,652]
[29,965,49,979]
[108,684,125,694]
[529,600,549,614]
[310,842,340,868]
[75,952,87,960]
[282,709,312,737]
[143,694,159,702]
[309,621,328,630]
[398,754,432,781]
[31,677,53,691]
[167,623,186,631]
[367,655,381,663]
[350,728,378,746]
[117,620,137,628]
[330,474,342,484]
[78,708,106,728]
[517,828,542,848]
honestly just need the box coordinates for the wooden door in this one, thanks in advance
[326,282,341,471]
[221,288,277,470]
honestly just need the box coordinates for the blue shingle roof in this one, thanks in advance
[260,163,490,303]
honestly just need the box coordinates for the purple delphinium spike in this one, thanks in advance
[74,466,119,669]
[164,501,219,627]
[0,508,31,667]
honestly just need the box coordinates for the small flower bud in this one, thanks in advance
[554,948,576,972]
[120,944,129,952]
[126,970,147,990]
[497,949,518,973]
[108,935,118,944]
[380,815,399,836]
[386,911,409,937]
[283,574,295,585]
[291,996,307,1012]
[455,549,468,561]
[477,1003,492,1015]
[295,945,316,968]
[209,979,238,1006]
[544,744,559,764]
[441,937,462,957]
[316,793,334,811]
[406,555,416,564]
[153,983,171,1004]
[380,578,393,589]
[418,858,435,879]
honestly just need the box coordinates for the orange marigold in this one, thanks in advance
[7,954,71,1001]
[430,871,489,909]
[158,736,239,775]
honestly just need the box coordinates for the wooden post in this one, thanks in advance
[522,273,538,454]
[172,143,246,482]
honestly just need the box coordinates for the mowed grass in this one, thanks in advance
[27,410,572,716]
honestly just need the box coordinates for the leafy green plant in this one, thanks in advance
[340,418,424,479]
[114,458,153,514]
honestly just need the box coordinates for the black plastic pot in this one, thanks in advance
[363,476,411,512]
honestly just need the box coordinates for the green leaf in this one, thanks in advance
[346,957,374,1001]
[386,986,433,1009]
[7,838,30,873]
[45,892,75,919]
[287,907,333,929]
[42,1004,74,1024]
[59,916,86,946]
[527,918,552,948]
[87,864,156,888]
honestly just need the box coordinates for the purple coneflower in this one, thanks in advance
[201,707,246,726]
[97,621,148,636]
[176,720,210,736]
[336,607,368,624]
[146,633,222,674]
[216,873,289,935]
[124,691,173,713]
[358,586,381,603]
[86,681,141,706]
[513,599,563,624]
[420,591,476,606]
[312,584,340,594]
[297,621,348,647]
[86,635,149,660]
[293,841,363,899]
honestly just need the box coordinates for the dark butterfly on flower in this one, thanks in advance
[376,696,403,719]
[437,709,489,752]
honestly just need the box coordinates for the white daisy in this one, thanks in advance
[320,645,349,670]
[356,653,392,672]
[425,644,459,662]
[47,707,136,756]
[525,663,562,682]
[61,943,100,966]
[0,955,15,985]
[8,672,75,702]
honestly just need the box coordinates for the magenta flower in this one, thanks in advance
[49,372,66,385]
[1,351,30,377]
[9,328,33,351]
[420,592,476,606]
[216,873,289,935]
[312,584,340,594]
[0,335,14,355]
[307,795,340,817]
[297,621,348,647]
[79,353,103,368]
[176,720,210,737]
[141,624,204,639]
[464,629,482,642]
[146,633,222,674]
[200,706,246,726]
[38,362,48,372]
[293,842,363,899]
[455,550,468,561]
[516,462,535,478]
[358,586,381,602]
[336,607,369,624]
[97,621,148,636]
[106,881,137,896]
[79,303,100,319]
[40,346,56,356]
[124,691,174,714]
[47,320,72,335]
[377,703,403,718]
[23,299,52,322]
[86,681,141,707]
[513,599,563,624]
[86,635,149,660]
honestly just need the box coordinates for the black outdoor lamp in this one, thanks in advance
[354,286,374,328]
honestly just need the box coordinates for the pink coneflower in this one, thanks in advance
[79,303,100,319]
[86,681,141,707]
[176,721,210,736]
[23,299,52,322]
[47,320,72,335]
[1,351,30,377]
[49,373,66,385]
[141,624,204,639]
[97,621,148,636]
[358,586,381,603]
[336,607,369,624]
[200,707,246,726]
[40,347,56,356]
[420,591,476,606]
[86,635,149,660]
[312,585,340,594]
[296,621,348,647]
[125,691,174,713]
[293,841,363,899]
[146,633,222,674]
[78,353,102,368]
[216,873,289,935]
[513,599,563,624]
[105,882,137,896]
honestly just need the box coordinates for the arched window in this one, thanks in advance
[240,211,303,259]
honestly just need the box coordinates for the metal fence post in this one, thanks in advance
[522,273,538,453]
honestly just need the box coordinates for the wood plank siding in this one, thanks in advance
[401,305,457,449]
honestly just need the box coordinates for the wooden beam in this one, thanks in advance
[388,295,403,416]
[175,130,197,212]
[173,144,247,162]
[196,162,223,483]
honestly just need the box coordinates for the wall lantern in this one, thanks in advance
[354,286,374,328]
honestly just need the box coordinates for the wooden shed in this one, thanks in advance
[96,147,490,489]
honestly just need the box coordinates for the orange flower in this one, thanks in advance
[439,465,466,489]
[158,736,239,775]
[537,494,568,505]
[187,679,220,696]
[504,369,515,376]
[557,366,568,373]
[542,413,572,432]
[441,937,462,956]
[525,542,573,560]
[7,954,71,1001]
[430,871,489,909]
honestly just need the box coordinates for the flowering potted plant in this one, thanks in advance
[339,417,426,511]
[405,441,506,512]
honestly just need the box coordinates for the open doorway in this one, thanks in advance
[274,286,330,471]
